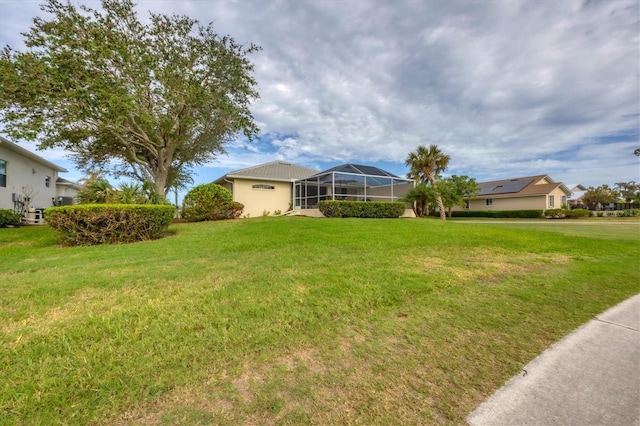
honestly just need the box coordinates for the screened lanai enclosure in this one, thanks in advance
[293,164,414,210]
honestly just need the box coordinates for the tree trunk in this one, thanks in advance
[153,170,168,199]
[435,195,446,220]
[428,174,446,220]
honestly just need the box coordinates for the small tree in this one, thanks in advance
[439,175,480,217]
[405,144,451,220]
[615,181,640,203]
[402,183,437,217]
[76,174,113,204]
[583,185,619,209]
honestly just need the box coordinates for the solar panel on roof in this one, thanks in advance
[478,179,532,195]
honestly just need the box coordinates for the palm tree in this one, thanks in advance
[405,144,451,220]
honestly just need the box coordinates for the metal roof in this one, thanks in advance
[216,161,318,182]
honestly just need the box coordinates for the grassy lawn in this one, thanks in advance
[1,217,638,425]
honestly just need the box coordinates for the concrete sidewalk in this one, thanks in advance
[467,294,640,426]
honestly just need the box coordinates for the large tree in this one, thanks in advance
[0,0,260,197]
[405,144,451,220]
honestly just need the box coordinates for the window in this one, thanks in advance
[45,176,51,187]
[252,184,275,190]
[561,196,567,206]
[549,195,555,208]
[486,198,493,206]
[0,159,6,187]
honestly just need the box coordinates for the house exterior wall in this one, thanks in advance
[0,145,59,210]
[467,195,547,211]
[231,178,293,217]
[465,186,569,211]
[55,185,80,202]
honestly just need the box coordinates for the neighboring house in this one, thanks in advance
[463,175,572,211]
[0,136,78,221]
[214,161,318,217]
[55,177,82,205]
[293,164,415,217]
[566,184,587,208]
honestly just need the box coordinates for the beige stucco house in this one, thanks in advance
[465,175,572,211]
[214,161,318,217]
[0,137,79,220]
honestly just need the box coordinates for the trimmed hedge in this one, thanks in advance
[565,208,591,218]
[319,200,406,218]
[0,209,22,227]
[449,209,543,218]
[44,204,175,246]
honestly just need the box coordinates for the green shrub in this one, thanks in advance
[565,208,591,218]
[181,183,242,222]
[44,204,175,246]
[319,200,406,218]
[450,210,543,218]
[544,208,567,219]
[619,209,640,217]
[0,209,22,227]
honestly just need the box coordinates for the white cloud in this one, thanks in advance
[0,0,638,189]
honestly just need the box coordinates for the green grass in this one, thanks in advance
[451,217,640,240]
[1,217,639,425]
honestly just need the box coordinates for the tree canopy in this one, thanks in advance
[439,175,480,217]
[615,181,640,203]
[0,0,260,197]
[405,144,451,220]
[582,185,619,208]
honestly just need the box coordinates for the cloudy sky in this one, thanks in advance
[0,0,638,195]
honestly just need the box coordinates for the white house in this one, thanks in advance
[0,136,78,219]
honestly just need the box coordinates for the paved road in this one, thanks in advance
[467,294,640,426]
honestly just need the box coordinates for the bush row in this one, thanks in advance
[449,209,543,218]
[544,208,591,219]
[45,204,175,246]
[0,209,22,227]
[319,200,406,218]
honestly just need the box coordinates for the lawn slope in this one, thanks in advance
[1,217,638,424]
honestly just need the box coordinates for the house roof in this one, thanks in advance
[56,177,82,190]
[0,136,68,172]
[310,163,402,178]
[215,161,318,183]
[477,175,571,198]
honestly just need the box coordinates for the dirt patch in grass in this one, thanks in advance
[403,248,572,286]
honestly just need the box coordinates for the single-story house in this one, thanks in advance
[214,161,416,218]
[0,136,78,221]
[293,164,415,217]
[214,161,318,217]
[463,175,572,211]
